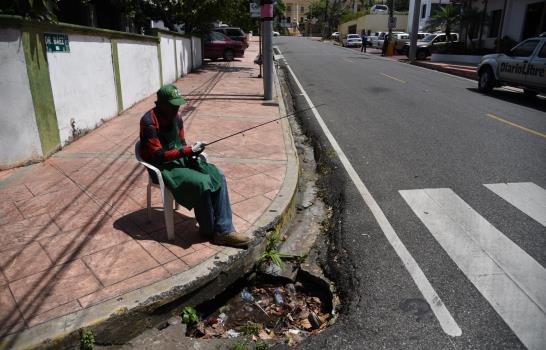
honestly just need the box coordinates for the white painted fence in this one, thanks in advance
[0,21,203,168]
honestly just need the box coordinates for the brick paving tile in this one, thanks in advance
[0,272,7,286]
[211,162,259,180]
[78,266,170,308]
[263,189,280,201]
[26,300,82,328]
[51,203,110,233]
[0,286,26,337]
[0,215,61,252]
[232,213,251,233]
[228,189,246,204]
[181,247,218,268]
[25,177,78,198]
[0,202,23,225]
[9,260,101,320]
[40,220,132,264]
[136,239,178,265]
[231,173,282,198]
[232,195,272,224]
[264,166,285,182]
[163,259,190,275]
[15,188,85,219]
[0,184,34,203]
[82,240,159,286]
[0,242,54,282]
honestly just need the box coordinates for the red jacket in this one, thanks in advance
[139,109,192,164]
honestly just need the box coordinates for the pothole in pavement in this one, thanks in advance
[182,270,334,346]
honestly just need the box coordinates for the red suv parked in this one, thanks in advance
[204,31,246,61]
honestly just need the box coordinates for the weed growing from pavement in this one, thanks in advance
[80,329,94,350]
[232,338,252,350]
[241,321,262,336]
[181,306,199,326]
[255,340,269,349]
[260,229,289,268]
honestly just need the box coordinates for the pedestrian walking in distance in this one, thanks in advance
[361,31,368,52]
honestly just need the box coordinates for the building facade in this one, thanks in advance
[281,0,314,33]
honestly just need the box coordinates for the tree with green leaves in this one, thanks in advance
[1,0,59,21]
[425,4,461,42]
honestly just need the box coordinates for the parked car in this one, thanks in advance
[376,32,406,50]
[342,34,362,47]
[478,35,546,96]
[371,31,387,48]
[370,4,389,14]
[204,31,245,61]
[331,32,340,40]
[273,31,280,37]
[403,32,459,60]
[213,27,249,48]
[392,33,410,53]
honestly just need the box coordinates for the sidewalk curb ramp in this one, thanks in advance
[0,70,299,350]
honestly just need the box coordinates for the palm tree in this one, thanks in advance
[425,4,461,42]
[461,5,482,48]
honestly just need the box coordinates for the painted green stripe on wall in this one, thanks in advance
[111,40,123,113]
[22,28,60,156]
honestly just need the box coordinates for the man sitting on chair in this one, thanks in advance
[139,84,250,248]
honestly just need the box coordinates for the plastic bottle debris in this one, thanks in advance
[218,313,227,324]
[273,288,284,305]
[240,289,255,302]
[226,329,240,338]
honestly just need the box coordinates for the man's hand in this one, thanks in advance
[191,141,207,155]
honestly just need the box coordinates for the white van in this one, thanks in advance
[370,5,388,14]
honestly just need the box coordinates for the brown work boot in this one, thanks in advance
[213,231,250,248]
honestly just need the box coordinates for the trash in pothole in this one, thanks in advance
[184,275,333,345]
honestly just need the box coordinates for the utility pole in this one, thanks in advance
[261,0,274,100]
[409,0,421,62]
[387,0,394,55]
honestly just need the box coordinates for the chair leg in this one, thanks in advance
[146,183,152,222]
[163,190,175,241]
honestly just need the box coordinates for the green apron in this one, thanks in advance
[158,122,222,210]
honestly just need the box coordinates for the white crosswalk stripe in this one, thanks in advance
[484,182,546,227]
[400,186,546,350]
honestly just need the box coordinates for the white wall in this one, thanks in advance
[192,37,202,70]
[0,28,43,168]
[160,34,176,84]
[180,37,192,75]
[47,34,118,145]
[117,40,160,110]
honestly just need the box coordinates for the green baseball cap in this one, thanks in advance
[156,84,186,107]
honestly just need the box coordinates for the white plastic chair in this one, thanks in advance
[135,141,178,240]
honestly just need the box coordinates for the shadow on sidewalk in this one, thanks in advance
[467,88,546,113]
[113,209,209,249]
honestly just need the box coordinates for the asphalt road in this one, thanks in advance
[274,37,546,349]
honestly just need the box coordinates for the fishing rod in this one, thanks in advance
[205,103,325,146]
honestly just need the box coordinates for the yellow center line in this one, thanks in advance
[485,113,546,139]
[380,72,406,84]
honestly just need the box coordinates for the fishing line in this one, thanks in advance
[205,104,325,146]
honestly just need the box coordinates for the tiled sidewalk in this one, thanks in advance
[0,40,287,338]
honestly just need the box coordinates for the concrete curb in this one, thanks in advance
[0,72,299,350]
[409,60,478,80]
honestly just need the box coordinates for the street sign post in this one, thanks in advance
[250,0,260,18]
[44,33,70,53]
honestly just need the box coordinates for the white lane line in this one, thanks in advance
[400,188,546,350]
[283,57,462,337]
[484,182,546,227]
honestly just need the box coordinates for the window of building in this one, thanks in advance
[488,9,502,38]
[301,6,304,12]
[287,5,291,12]
[421,4,426,19]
